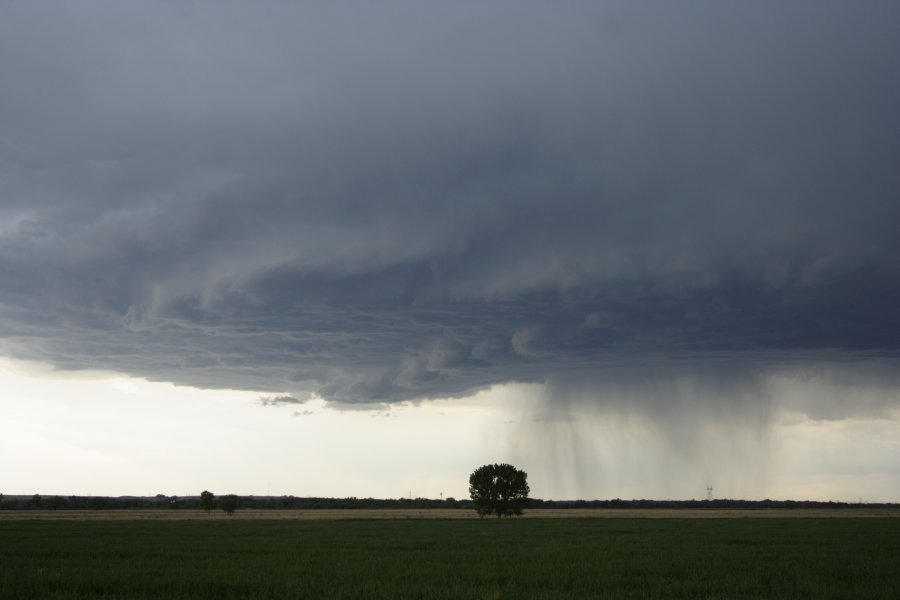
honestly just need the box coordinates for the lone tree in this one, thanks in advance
[221,494,238,516]
[468,463,530,518]
[200,490,215,513]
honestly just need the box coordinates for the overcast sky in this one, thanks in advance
[1,2,898,501]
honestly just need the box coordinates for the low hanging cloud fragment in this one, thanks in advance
[258,395,307,407]
[0,3,898,420]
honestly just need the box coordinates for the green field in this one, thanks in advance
[2,517,898,598]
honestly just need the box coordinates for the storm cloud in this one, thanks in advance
[1,3,898,415]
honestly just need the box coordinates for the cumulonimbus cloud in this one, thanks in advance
[0,3,898,415]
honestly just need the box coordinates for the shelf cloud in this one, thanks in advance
[1,2,898,419]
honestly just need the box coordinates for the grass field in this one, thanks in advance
[3,507,898,520]
[2,516,899,598]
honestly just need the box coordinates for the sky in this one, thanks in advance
[1,2,899,502]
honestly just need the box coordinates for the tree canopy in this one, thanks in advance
[221,494,238,515]
[200,490,214,513]
[468,463,530,518]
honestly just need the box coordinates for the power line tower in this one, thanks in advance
[706,485,714,500]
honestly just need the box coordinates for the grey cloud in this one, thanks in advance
[0,3,899,416]
[258,395,306,407]
[370,411,397,419]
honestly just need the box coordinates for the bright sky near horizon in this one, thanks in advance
[1,3,899,502]
[3,356,898,502]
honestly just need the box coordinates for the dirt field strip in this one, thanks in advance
[2,507,898,520]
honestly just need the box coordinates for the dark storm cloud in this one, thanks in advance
[1,3,899,413]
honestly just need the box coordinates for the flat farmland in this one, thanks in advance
[1,507,899,520]
[2,514,899,598]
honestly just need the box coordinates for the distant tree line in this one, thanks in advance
[522,498,899,510]
[0,494,895,511]
[0,494,472,511]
